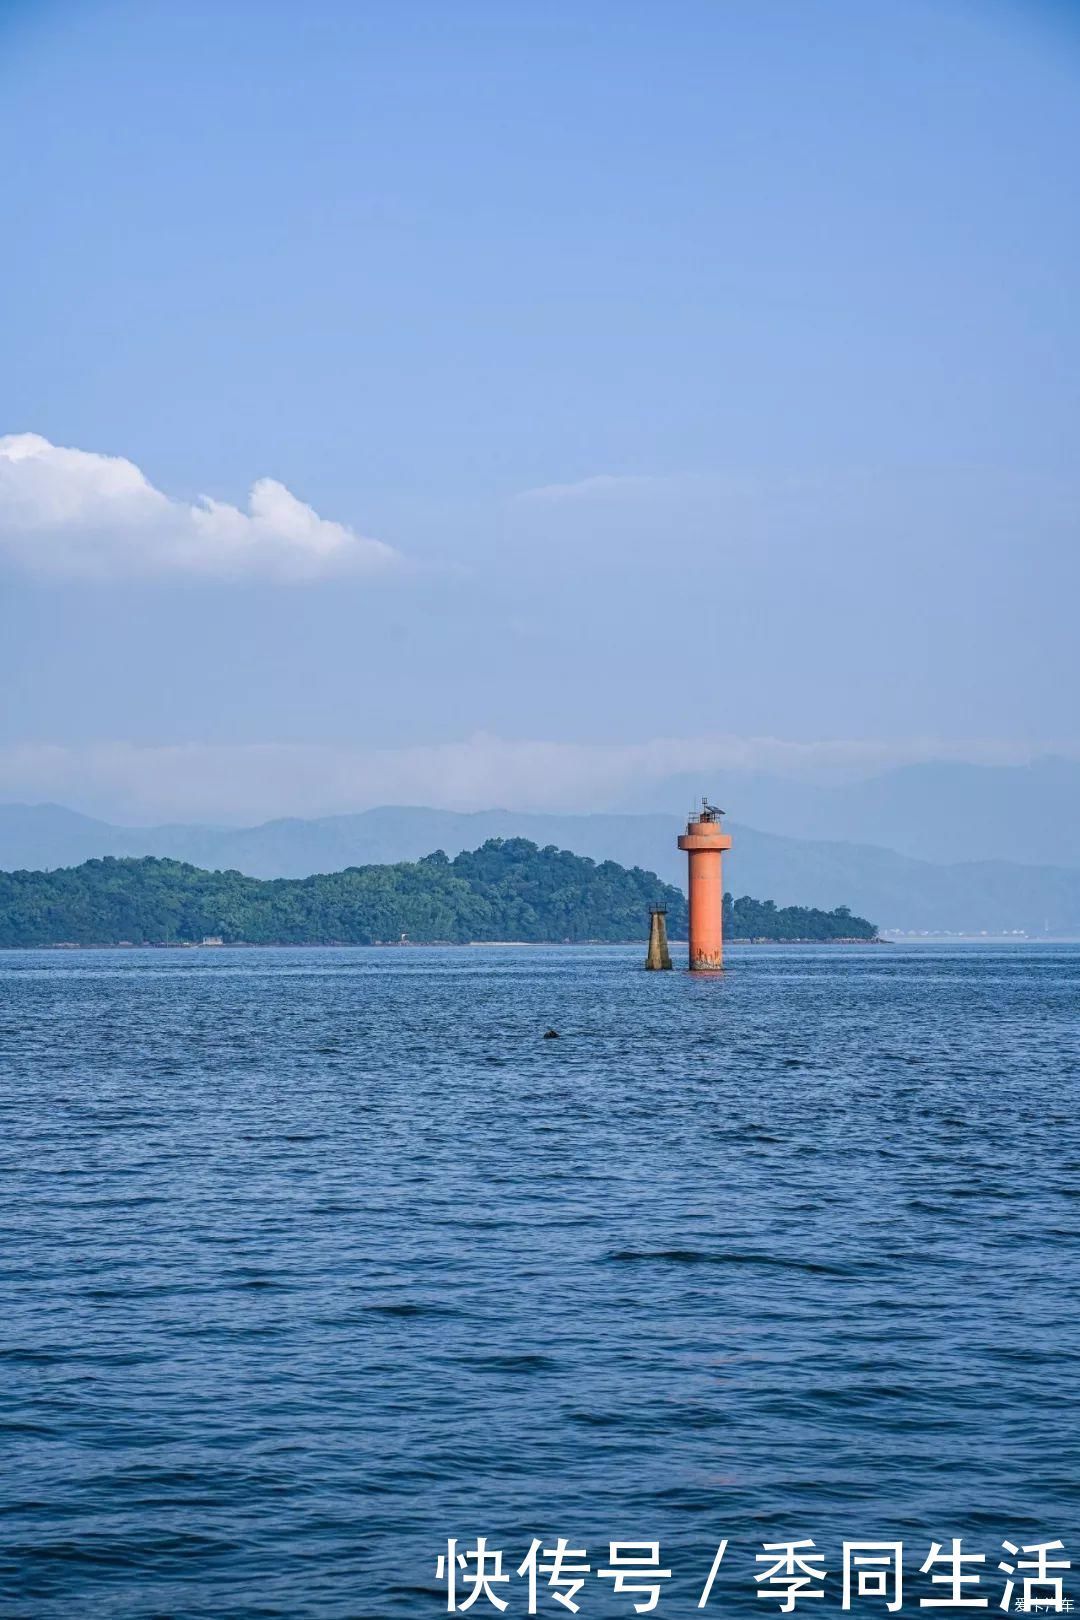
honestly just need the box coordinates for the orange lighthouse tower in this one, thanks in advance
[678,800,733,971]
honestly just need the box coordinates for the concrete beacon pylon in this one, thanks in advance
[645,905,673,970]
[677,800,733,971]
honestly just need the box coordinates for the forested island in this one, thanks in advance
[0,839,878,947]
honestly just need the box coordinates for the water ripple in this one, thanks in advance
[0,942,1077,1617]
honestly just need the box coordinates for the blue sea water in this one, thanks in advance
[0,943,1077,1619]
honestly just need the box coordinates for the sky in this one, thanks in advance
[1,0,1078,822]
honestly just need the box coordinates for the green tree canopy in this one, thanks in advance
[0,840,877,947]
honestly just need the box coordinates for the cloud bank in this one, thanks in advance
[0,734,1062,825]
[0,433,401,581]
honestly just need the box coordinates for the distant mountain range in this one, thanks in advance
[1,800,1079,934]
[623,756,1080,869]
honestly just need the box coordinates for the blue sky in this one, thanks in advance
[1,0,1078,820]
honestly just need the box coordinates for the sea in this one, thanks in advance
[0,943,1077,1618]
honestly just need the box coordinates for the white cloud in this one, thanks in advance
[0,433,402,581]
[514,473,657,503]
[0,734,1062,825]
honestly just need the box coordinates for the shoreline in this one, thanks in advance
[10,936,885,950]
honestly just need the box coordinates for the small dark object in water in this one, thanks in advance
[543,1028,559,1039]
